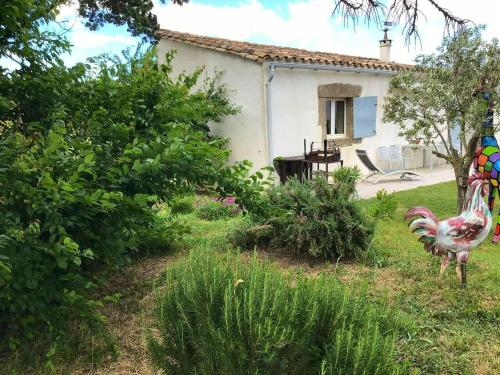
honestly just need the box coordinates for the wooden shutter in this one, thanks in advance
[353,96,377,139]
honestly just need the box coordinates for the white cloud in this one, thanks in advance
[70,27,136,49]
[155,0,500,64]
[56,2,136,50]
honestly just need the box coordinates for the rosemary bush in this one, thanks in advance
[330,166,362,196]
[148,250,412,374]
[241,178,374,260]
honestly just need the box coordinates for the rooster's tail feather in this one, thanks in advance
[405,206,438,250]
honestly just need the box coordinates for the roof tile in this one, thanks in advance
[158,29,412,71]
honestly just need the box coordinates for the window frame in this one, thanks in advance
[325,98,347,138]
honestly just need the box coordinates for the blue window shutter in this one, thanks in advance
[353,96,377,138]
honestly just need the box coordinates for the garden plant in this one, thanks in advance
[148,249,413,374]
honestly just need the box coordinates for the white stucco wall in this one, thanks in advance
[267,65,408,174]
[156,39,268,171]
[157,38,413,175]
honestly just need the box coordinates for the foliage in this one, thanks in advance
[0,1,69,69]
[331,165,362,196]
[372,189,398,219]
[0,49,263,350]
[196,199,240,221]
[148,249,412,374]
[229,218,273,250]
[383,27,500,211]
[210,160,274,216]
[0,1,189,70]
[245,178,374,260]
[169,195,195,215]
[134,210,190,254]
[77,0,189,42]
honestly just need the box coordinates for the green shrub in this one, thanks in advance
[169,195,195,215]
[331,166,362,196]
[135,210,190,254]
[229,218,273,249]
[0,49,268,351]
[196,199,240,221]
[148,250,412,374]
[373,189,398,219]
[245,178,374,260]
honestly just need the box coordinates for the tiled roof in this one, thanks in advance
[158,29,411,72]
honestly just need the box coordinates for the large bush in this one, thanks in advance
[148,250,412,374]
[0,49,266,348]
[240,178,374,260]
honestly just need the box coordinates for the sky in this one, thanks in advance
[29,0,500,67]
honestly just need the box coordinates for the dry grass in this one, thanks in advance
[74,254,179,375]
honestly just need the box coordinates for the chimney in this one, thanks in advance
[379,27,392,62]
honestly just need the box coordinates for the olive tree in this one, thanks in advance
[383,28,500,211]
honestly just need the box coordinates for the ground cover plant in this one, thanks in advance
[196,197,240,221]
[169,195,195,215]
[148,248,414,374]
[238,177,374,260]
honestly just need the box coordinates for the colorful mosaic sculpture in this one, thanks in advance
[405,174,491,287]
[473,90,500,241]
[473,145,500,241]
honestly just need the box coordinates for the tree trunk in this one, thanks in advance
[453,164,470,214]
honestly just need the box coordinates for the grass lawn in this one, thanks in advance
[183,181,499,375]
[347,182,499,375]
[2,182,498,374]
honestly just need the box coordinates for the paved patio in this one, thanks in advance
[357,165,455,199]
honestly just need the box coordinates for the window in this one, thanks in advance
[326,99,346,137]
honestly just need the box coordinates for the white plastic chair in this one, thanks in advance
[389,145,416,171]
[377,146,391,167]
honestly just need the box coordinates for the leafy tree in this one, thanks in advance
[0,0,272,356]
[0,1,69,68]
[0,0,188,69]
[383,28,500,211]
[77,0,189,41]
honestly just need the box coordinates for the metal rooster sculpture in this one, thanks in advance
[405,174,491,287]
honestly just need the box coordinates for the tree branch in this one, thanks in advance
[333,0,471,45]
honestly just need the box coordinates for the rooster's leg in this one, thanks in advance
[455,262,462,283]
[455,261,468,287]
[460,263,467,288]
[439,256,450,277]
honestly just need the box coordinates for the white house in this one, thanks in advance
[157,29,415,173]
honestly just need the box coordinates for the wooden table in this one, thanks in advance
[273,156,343,184]
[304,158,344,180]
